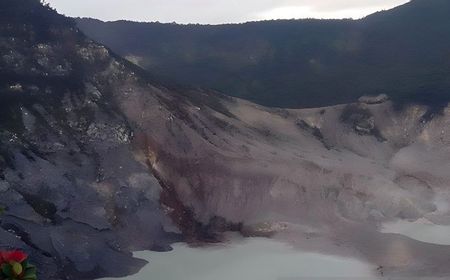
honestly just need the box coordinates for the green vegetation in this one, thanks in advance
[77,0,450,110]
[0,251,37,280]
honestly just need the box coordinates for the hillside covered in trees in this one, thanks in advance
[77,0,450,109]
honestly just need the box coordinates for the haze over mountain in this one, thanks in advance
[2,1,450,280]
[45,0,409,24]
[77,0,450,109]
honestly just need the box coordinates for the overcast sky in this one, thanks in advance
[45,0,410,24]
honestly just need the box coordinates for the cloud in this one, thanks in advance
[45,0,410,24]
[255,0,409,20]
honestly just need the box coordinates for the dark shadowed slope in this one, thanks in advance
[77,0,450,109]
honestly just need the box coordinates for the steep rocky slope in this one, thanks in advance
[2,1,450,279]
[142,91,450,277]
[0,1,176,279]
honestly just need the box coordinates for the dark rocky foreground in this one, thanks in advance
[1,1,450,279]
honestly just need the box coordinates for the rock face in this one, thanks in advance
[2,1,450,280]
[358,94,390,105]
[0,1,175,279]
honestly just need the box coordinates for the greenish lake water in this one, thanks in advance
[100,237,377,280]
[382,219,450,245]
